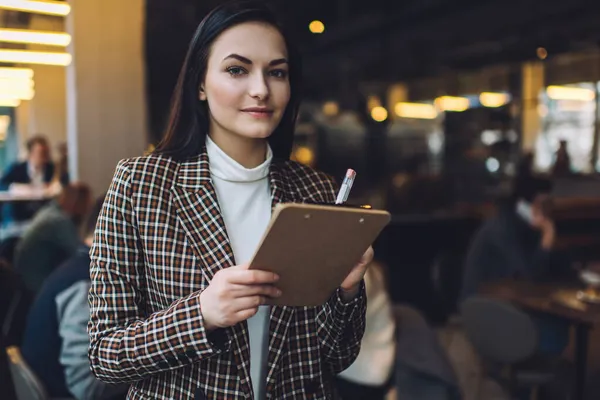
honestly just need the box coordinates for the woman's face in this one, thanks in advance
[201,22,290,144]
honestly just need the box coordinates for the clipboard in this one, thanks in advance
[248,202,391,306]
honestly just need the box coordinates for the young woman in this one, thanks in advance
[88,2,372,399]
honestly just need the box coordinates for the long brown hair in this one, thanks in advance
[153,1,301,161]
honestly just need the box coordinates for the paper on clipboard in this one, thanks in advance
[248,203,391,306]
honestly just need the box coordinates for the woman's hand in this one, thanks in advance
[199,264,281,331]
[339,246,374,301]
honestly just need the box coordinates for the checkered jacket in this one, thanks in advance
[88,149,367,399]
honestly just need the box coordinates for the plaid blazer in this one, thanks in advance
[88,149,367,400]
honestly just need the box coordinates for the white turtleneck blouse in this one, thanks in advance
[205,135,272,400]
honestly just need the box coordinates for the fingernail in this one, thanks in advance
[273,274,280,281]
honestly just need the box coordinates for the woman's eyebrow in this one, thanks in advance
[223,53,288,66]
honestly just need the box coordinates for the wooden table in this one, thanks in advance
[0,191,52,202]
[0,191,54,233]
[482,279,600,400]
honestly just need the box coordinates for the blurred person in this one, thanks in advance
[516,151,534,179]
[54,141,70,186]
[552,140,572,177]
[336,261,395,399]
[0,135,55,221]
[0,135,54,188]
[14,183,92,293]
[88,2,370,400]
[0,258,32,346]
[461,176,570,355]
[21,196,128,400]
[393,305,461,400]
[387,156,423,213]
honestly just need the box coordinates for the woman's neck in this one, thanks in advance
[208,133,268,169]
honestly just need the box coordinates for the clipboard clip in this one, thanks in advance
[301,200,373,210]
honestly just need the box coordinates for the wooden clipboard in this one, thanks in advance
[248,203,391,306]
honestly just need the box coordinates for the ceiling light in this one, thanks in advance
[0,80,34,100]
[0,49,71,66]
[0,28,71,47]
[0,0,70,16]
[0,67,33,79]
[546,86,595,101]
[394,102,438,119]
[479,92,510,108]
[434,96,470,112]
[0,97,21,107]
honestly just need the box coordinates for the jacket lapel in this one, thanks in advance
[170,149,253,395]
[265,160,298,394]
[170,152,302,396]
[170,150,234,281]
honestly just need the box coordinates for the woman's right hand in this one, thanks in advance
[199,264,281,331]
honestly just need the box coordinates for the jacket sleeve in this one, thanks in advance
[58,281,128,400]
[316,281,367,375]
[0,163,18,189]
[88,160,231,384]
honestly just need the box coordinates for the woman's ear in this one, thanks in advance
[199,85,207,101]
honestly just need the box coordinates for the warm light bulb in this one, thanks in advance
[371,106,388,122]
[479,92,510,108]
[434,96,470,112]
[293,146,315,165]
[322,101,339,117]
[394,102,438,119]
[309,20,325,34]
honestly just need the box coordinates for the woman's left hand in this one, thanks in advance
[339,246,374,300]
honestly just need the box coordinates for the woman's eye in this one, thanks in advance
[227,66,246,76]
[269,69,288,79]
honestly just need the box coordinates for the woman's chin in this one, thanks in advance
[236,129,274,140]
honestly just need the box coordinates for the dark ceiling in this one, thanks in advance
[145,0,600,141]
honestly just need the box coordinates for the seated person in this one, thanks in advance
[461,176,569,355]
[0,135,55,221]
[14,183,92,293]
[336,261,396,399]
[0,259,32,346]
[21,196,128,400]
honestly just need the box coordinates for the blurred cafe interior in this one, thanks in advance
[2,0,600,399]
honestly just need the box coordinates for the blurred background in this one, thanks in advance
[2,0,600,399]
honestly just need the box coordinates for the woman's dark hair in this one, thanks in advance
[154,1,301,161]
